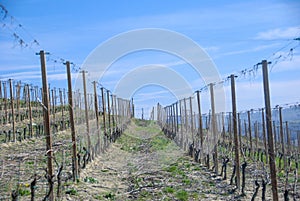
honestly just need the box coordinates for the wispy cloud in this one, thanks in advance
[221,43,280,56]
[254,27,300,40]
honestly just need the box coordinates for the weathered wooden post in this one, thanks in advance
[9,79,16,142]
[230,74,240,190]
[37,50,54,200]
[262,60,278,201]
[80,70,91,155]
[209,83,218,175]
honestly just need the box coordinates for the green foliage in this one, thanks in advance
[103,192,116,200]
[84,176,99,183]
[164,164,185,176]
[182,178,191,185]
[18,188,30,196]
[163,186,175,194]
[150,135,170,151]
[175,190,188,201]
[65,188,78,195]
[117,134,143,153]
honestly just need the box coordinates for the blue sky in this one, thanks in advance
[0,0,300,118]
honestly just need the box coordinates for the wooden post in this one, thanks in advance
[131,98,134,118]
[238,113,242,155]
[189,97,194,145]
[111,94,115,133]
[171,104,174,131]
[9,79,16,142]
[183,98,188,150]
[51,89,55,126]
[247,110,252,153]
[279,107,286,169]
[16,82,20,122]
[285,122,291,156]
[261,108,268,164]
[101,87,106,136]
[38,50,54,200]
[196,90,203,162]
[3,81,8,124]
[101,88,108,148]
[273,121,277,150]
[255,122,258,154]
[228,112,232,145]
[173,103,176,134]
[262,60,278,201]
[230,74,240,190]
[209,83,218,175]
[80,70,91,154]
[107,90,111,138]
[113,95,118,130]
[93,81,101,154]
[27,85,33,138]
[65,61,78,181]
[179,100,184,148]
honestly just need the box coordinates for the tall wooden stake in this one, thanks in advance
[101,87,107,148]
[9,79,16,141]
[209,83,218,174]
[196,90,203,162]
[131,98,134,118]
[261,108,268,164]
[38,50,54,200]
[279,107,286,169]
[93,81,101,154]
[238,113,242,155]
[247,110,252,153]
[230,74,240,190]
[285,122,291,156]
[3,82,8,124]
[27,85,33,138]
[107,90,111,137]
[80,70,91,154]
[65,61,78,181]
[262,60,278,201]
[189,97,194,145]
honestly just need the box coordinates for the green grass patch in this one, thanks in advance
[18,188,30,196]
[65,188,78,195]
[84,176,99,183]
[117,134,144,153]
[163,186,175,194]
[182,178,191,185]
[175,190,188,201]
[150,135,170,151]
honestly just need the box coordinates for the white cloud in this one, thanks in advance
[255,27,300,40]
[222,43,280,56]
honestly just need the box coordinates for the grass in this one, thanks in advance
[65,188,78,195]
[175,190,188,201]
[116,133,144,153]
[163,186,175,194]
[150,135,170,151]
[84,176,99,183]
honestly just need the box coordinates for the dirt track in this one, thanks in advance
[61,120,247,201]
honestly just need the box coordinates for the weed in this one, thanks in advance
[84,176,99,183]
[175,189,188,201]
[182,178,191,185]
[65,188,78,195]
[163,186,175,194]
[18,188,30,196]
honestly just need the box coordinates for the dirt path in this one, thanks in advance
[62,120,243,201]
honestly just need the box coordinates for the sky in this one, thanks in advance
[0,0,300,118]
